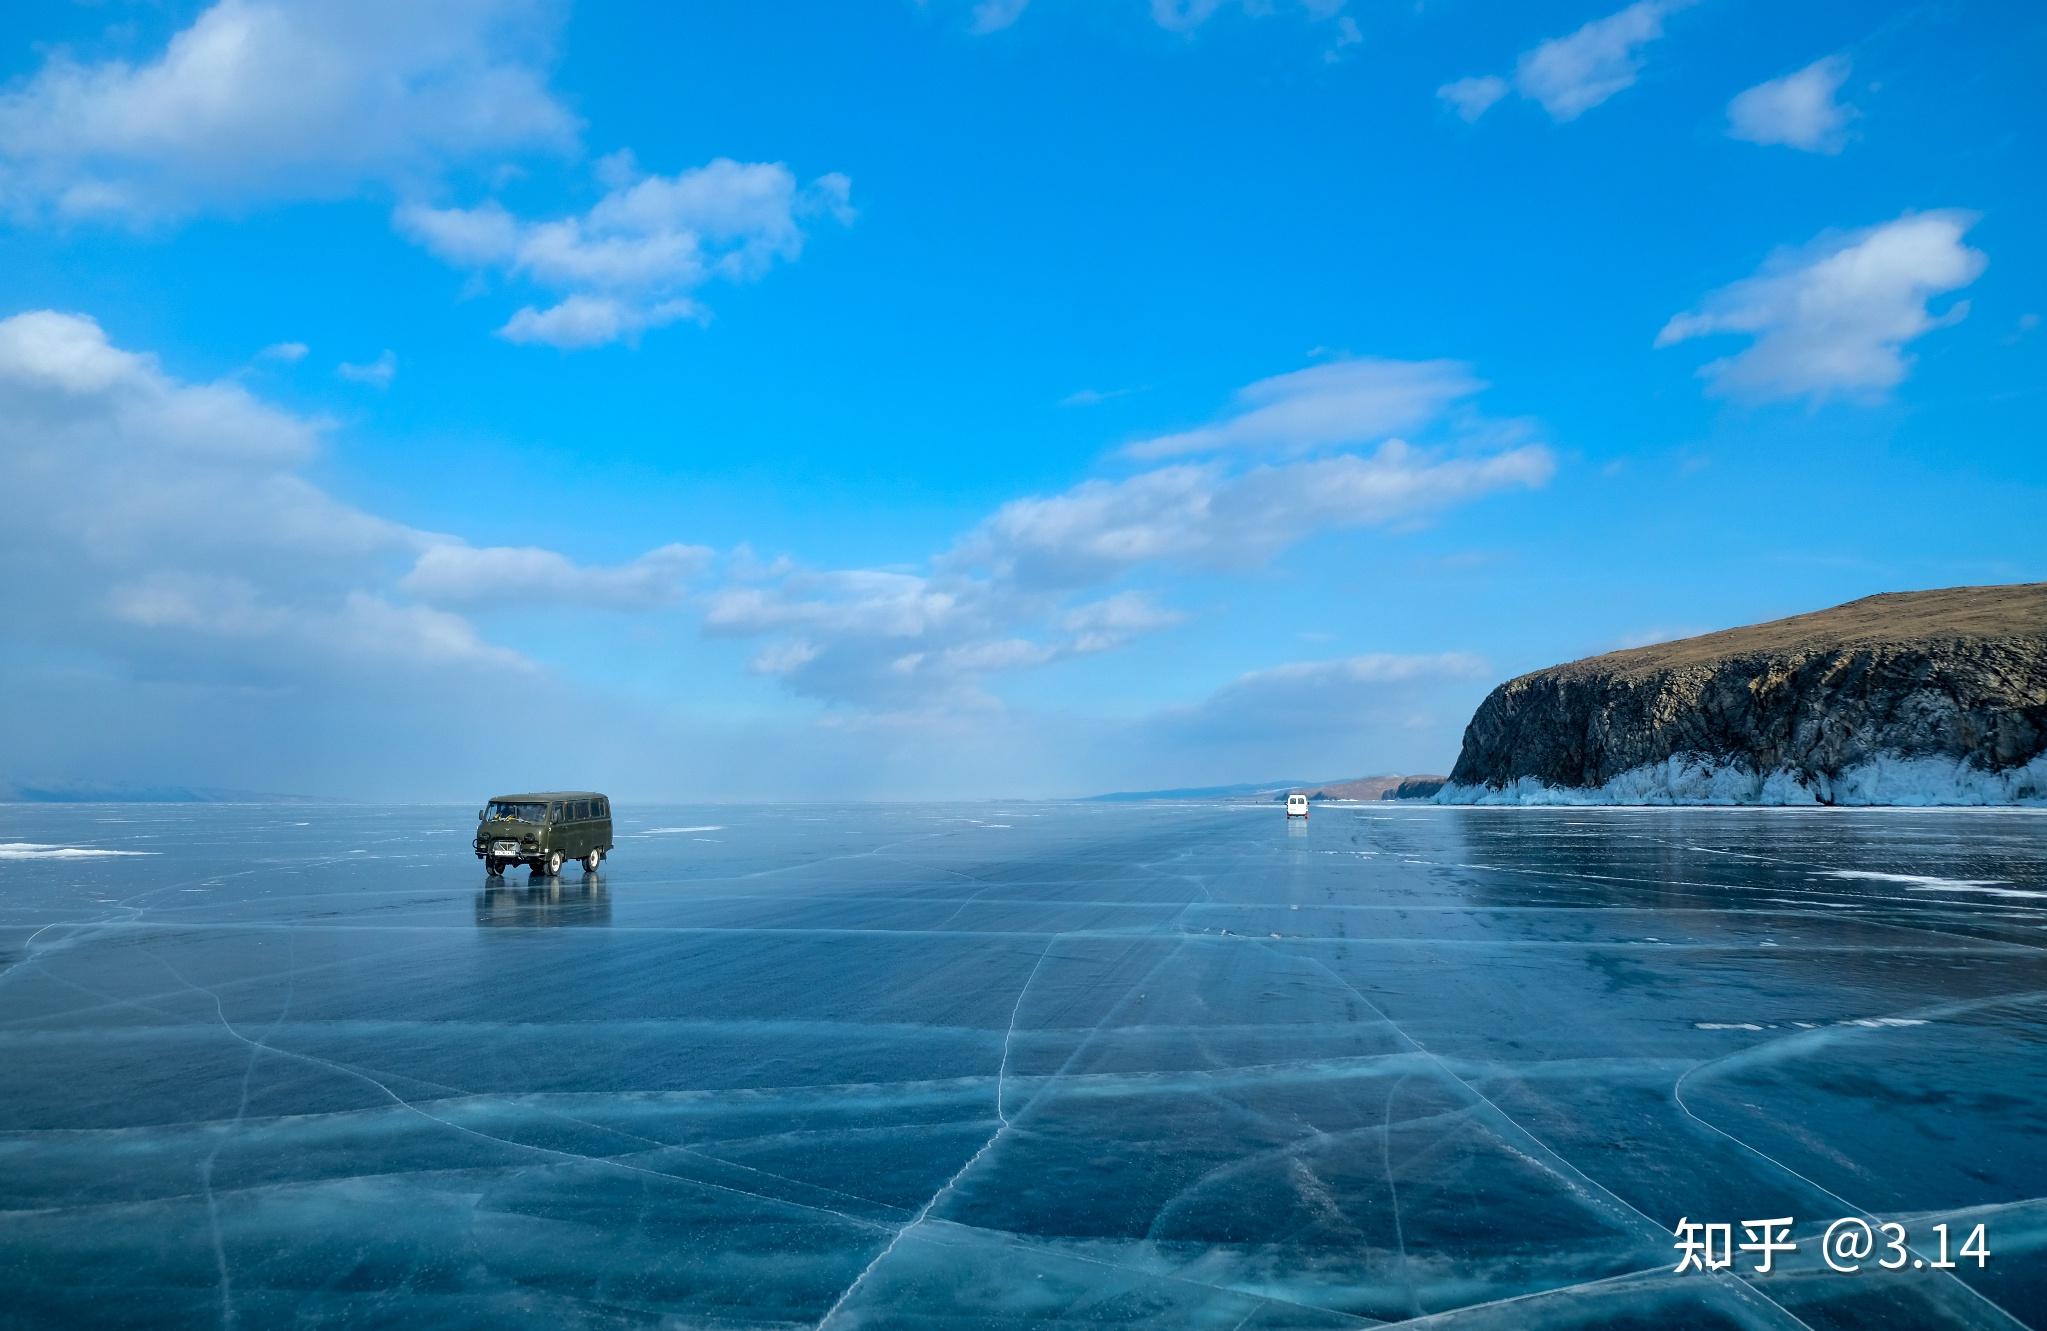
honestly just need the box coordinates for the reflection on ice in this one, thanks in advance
[0,803,2043,1327]
[475,880,612,928]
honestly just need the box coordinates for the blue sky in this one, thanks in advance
[0,0,2042,800]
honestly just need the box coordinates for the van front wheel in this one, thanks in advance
[484,857,504,877]
[583,850,601,874]
[542,850,564,877]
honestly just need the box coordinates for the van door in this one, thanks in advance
[563,800,586,858]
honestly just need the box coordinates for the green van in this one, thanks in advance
[475,791,614,878]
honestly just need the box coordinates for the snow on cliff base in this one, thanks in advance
[1436,753,2047,807]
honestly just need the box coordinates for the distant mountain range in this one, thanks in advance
[1087,775,1446,803]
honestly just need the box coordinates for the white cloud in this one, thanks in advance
[509,295,635,349]
[1061,592,1186,652]
[258,341,310,363]
[701,416,1548,711]
[392,197,523,266]
[397,158,853,348]
[705,569,966,640]
[498,295,702,348]
[1656,211,1987,402]
[704,567,1015,708]
[1145,652,1489,752]
[1325,16,1363,63]
[1437,76,1508,122]
[1151,0,1224,28]
[1727,55,1855,153]
[1152,0,1347,32]
[336,350,397,388]
[1059,386,1138,408]
[106,571,289,637]
[956,440,1553,589]
[104,572,528,673]
[0,0,575,222]
[970,0,1033,33]
[1517,0,1691,120]
[1228,652,1488,690]
[706,571,1160,711]
[403,541,713,608]
[1126,356,1485,459]
[747,639,820,678]
[330,592,533,671]
[1445,0,1691,124]
[0,310,497,676]
[954,0,1348,36]
[914,638,1060,674]
[1,312,1552,750]
[0,309,722,690]
[0,310,324,461]
[699,564,1196,711]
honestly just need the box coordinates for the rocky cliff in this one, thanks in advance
[1442,584,2047,805]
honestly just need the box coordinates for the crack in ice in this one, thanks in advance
[814,935,1058,1329]
[1672,990,2047,1331]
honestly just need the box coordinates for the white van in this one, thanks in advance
[1285,792,1310,818]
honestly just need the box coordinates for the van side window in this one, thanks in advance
[575,800,590,820]
[549,803,561,822]
[594,798,607,818]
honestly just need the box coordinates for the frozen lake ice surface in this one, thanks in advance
[2,802,2045,1329]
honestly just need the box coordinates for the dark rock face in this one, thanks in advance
[1446,585,2047,795]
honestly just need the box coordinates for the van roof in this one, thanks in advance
[488,791,607,802]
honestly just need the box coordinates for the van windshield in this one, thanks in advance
[486,801,547,823]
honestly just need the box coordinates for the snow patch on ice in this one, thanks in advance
[1822,870,2009,890]
[0,842,156,860]
[1911,883,2047,900]
[1819,871,2046,900]
[1695,1016,1927,1032]
[1438,753,2047,808]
